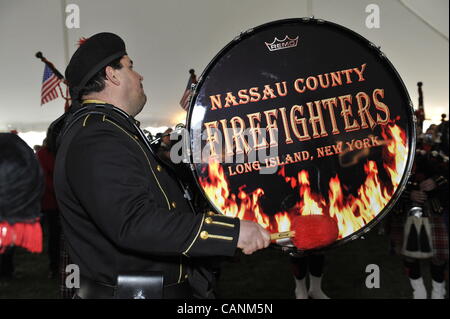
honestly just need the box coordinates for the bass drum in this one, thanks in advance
[186,18,415,252]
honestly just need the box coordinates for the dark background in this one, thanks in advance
[1,222,445,299]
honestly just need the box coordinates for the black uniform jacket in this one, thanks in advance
[54,102,240,294]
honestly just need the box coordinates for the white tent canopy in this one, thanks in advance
[1,0,448,139]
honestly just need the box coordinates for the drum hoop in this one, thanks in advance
[186,17,416,252]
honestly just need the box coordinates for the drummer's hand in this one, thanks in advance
[410,190,427,204]
[237,220,270,255]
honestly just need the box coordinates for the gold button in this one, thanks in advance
[156,165,162,172]
[205,217,213,224]
[171,201,177,208]
[200,231,209,240]
[184,274,188,279]
[207,211,216,216]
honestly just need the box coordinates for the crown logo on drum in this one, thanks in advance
[265,35,299,51]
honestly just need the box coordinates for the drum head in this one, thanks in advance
[187,18,415,252]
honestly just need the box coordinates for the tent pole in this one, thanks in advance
[61,0,70,66]
[307,0,313,17]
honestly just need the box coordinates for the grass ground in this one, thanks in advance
[216,225,413,299]
[0,224,447,299]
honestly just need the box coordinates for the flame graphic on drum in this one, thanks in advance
[198,124,408,242]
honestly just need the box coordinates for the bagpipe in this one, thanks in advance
[400,133,448,259]
[415,82,425,133]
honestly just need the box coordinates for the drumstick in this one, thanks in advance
[270,230,295,240]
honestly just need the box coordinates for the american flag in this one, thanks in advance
[41,64,62,105]
[179,69,197,111]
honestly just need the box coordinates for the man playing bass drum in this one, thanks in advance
[54,32,270,299]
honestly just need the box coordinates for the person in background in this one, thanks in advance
[36,134,61,279]
[436,113,449,234]
[388,124,448,299]
[290,254,330,299]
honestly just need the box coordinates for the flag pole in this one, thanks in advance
[35,52,64,80]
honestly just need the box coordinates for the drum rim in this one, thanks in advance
[185,17,416,252]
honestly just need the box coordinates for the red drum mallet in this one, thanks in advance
[270,215,339,250]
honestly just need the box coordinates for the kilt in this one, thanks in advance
[388,212,449,261]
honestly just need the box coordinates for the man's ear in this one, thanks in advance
[105,66,120,86]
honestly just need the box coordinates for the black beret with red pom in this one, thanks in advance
[65,32,127,100]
